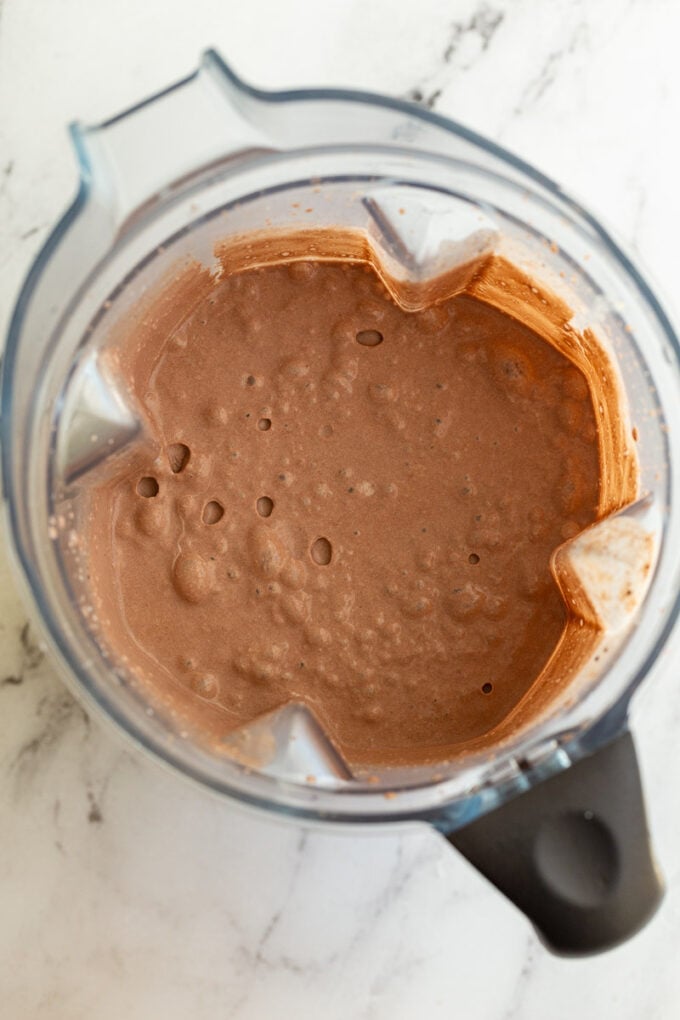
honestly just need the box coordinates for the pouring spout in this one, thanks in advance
[68,52,274,233]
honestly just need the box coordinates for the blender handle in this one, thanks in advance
[446,730,663,955]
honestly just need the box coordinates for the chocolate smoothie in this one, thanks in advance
[84,234,635,766]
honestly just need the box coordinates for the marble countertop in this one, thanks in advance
[2,0,680,1016]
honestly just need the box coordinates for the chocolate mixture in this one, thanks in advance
[85,240,615,765]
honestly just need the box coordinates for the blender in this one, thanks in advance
[2,50,679,955]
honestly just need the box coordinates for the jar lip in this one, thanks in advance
[3,61,680,826]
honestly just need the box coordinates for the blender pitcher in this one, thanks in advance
[3,50,680,955]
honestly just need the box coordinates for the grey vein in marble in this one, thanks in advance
[513,20,589,115]
[9,683,88,795]
[404,1,505,109]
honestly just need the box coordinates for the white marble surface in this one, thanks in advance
[2,0,680,1016]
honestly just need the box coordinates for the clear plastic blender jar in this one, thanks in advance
[3,51,680,954]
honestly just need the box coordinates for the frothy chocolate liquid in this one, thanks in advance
[86,246,610,766]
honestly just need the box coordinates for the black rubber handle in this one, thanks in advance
[447,730,663,955]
